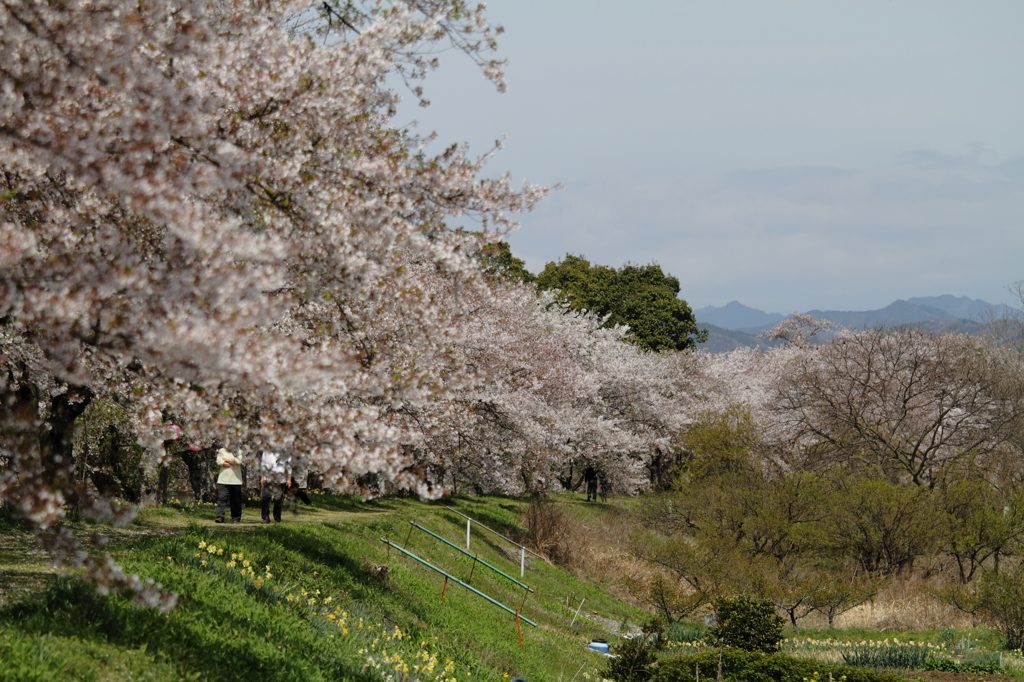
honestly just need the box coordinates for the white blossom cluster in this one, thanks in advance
[401,278,703,494]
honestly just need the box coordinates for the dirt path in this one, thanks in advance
[0,529,56,606]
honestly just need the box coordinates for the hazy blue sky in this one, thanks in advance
[397,0,1024,313]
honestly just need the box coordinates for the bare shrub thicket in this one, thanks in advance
[518,495,666,610]
[518,491,1024,633]
[521,495,576,566]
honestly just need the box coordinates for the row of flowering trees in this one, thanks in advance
[0,0,714,602]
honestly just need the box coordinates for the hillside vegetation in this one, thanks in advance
[6,493,1024,682]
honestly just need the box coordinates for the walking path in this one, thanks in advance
[0,501,383,606]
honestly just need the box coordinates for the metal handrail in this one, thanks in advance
[409,521,534,593]
[381,538,538,627]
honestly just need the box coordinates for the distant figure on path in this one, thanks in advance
[584,466,598,502]
[215,447,243,523]
[287,453,313,507]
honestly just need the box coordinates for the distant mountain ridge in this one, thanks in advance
[699,323,784,352]
[696,295,1009,352]
[906,295,1010,320]
[696,301,784,331]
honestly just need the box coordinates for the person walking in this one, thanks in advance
[215,447,244,523]
[286,453,313,507]
[584,466,598,502]
[260,451,289,524]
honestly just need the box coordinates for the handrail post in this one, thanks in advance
[571,597,585,626]
[408,521,534,593]
[404,524,414,549]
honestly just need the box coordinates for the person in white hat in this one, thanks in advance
[215,447,244,523]
[259,450,288,524]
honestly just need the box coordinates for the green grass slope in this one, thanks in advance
[0,495,645,682]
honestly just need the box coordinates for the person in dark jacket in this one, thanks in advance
[285,452,313,507]
[584,466,598,502]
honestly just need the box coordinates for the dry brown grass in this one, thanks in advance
[533,496,681,613]
[833,573,974,630]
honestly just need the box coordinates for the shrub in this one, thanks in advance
[521,494,574,565]
[977,565,1024,650]
[603,633,662,682]
[708,596,784,653]
[654,648,907,682]
[924,657,1000,674]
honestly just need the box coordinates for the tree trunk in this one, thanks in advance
[39,385,94,505]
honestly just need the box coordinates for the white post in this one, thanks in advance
[520,546,525,577]
[570,598,586,626]
[466,518,471,550]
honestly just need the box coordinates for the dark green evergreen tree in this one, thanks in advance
[477,240,536,284]
[536,254,706,352]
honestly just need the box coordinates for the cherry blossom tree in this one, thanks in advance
[1,0,544,604]
[760,313,836,348]
[985,280,1024,356]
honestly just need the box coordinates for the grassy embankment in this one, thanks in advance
[0,494,645,682]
